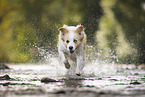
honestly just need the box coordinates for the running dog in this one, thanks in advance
[58,24,86,76]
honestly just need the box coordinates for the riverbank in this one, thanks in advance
[0,64,145,97]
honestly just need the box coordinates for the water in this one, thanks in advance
[0,57,145,97]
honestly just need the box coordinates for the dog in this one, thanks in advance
[58,24,86,76]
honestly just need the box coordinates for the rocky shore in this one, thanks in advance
[0,64,145,97]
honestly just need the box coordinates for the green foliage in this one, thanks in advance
[0,0,102,63]
[96,0,145,63]
[113,0,145,63]
[0,0,145,63]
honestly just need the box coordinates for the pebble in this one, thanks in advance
[0,74,11,80]
[41,77,58,83]
[53,90,66,94]
[130,81,141,85]
[0,64,10,70]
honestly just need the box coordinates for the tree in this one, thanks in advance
[113,0,145,63]
[96,0,138,63]
[82,0,103,44]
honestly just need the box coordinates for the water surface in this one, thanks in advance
[0,59,145,97]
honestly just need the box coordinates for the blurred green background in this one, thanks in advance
[0,0,145,64]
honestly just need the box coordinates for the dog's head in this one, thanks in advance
[59,25,85,54]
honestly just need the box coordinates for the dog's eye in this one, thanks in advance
[66,40,70,43]
[74,39,77,43]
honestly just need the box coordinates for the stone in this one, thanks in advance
[41,77,58,83]
[130,81,141,85]
[53,90,66,94]
[0,74,11,80]
[0,64,10,70]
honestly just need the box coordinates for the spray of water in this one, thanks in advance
[35,45,118,77]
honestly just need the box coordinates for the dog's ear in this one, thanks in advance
[75,25,84,36]
[58,27,68,36]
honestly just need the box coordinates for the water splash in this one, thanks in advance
[35,45,118,77]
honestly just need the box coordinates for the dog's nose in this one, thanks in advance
[69,46,73,50]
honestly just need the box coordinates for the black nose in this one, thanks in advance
[69,46,73,50]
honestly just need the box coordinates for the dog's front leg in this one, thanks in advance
[59,51,70,69]
[76,56,85,76]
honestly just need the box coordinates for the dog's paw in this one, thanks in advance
[64,61,70,69]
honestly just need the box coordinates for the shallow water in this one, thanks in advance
[0,58,145,97]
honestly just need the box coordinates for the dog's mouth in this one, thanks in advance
[70,50,74,54]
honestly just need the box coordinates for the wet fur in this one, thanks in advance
[58,25,86,76]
